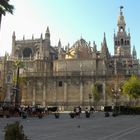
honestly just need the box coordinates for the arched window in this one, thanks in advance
[115,41,117,45]
[125,40,127,45]
[120,26,124,32]
[118,41,120,46]
[23,48,32,57]
[127,40,130,45]
[121,39,123,45]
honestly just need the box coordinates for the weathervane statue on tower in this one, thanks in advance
[120,6,124,11]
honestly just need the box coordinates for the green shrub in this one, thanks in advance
[4,121,29,140]
[119,106,140,115]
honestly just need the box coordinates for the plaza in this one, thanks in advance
[0,112,140,140]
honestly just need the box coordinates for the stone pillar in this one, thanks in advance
[53,81,57,103]
[64,81,67,104]
[91,82,94,103]
[103,60,106,75]
[32,82,36,106]
[102,81,106,106]
[43,80,46,107]
[114,59,117,75]
[80,80,83,105]
[4,84,12,102]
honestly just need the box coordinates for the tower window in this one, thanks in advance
[125,40,127,45]
[115,41,117,45]
[118,41,120,45]
[58,81,63,87]
[120,26,123,32]
[121,39,123,45]
[127,40,130,45]
[23,48,32,57]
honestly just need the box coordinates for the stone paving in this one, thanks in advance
[0,112,140,140]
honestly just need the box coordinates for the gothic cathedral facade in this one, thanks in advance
[2,7,140,107]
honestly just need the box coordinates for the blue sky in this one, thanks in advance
[0,0,140,58]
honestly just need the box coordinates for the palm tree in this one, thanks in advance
[13,60,25,106]
[0,0,14,29]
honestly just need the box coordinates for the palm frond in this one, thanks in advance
[0,0,14,15]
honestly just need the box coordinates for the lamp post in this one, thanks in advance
[111,88,121,115]
[88,93,92,109]
[0,86,2,104]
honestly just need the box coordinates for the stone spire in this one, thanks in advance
[101,33,107,52]
[45,26,50,39]
[101,33,109,58]
[93,41,97,52]
[45,26,51,46]
[132,45,137,59]
[40,33,43,39]
[12,31,16,57]
[58,39,64,60]
[58,39,62,54]
[12,31,16,40]
[32,34,34,40]
[103,32,107,47]
[46,26,50,33]
[23,35,25,40]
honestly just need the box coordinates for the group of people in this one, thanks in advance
[0,105,48,118]
[73,106,95,118]
[0,104,96,119]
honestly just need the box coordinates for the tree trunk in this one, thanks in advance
[0,14,2,30]
[15,67,19,106]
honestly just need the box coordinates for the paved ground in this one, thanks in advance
[0,112,140,140]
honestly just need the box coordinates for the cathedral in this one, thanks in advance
[1,7,140,108]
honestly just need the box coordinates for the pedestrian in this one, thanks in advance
[85,107,90,118]
[75,106,80,118]
[90,106,94,114]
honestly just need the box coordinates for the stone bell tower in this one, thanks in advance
[114,6,131,57]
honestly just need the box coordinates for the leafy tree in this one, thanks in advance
[4,121,29,140]
[105,82,114,98]
[0,0,14,29]
[92,85,101,105]
[122,75,140,99]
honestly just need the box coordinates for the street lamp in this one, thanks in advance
[111,88,121,115]
[88,93,92,108]
[0,87,2,103]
